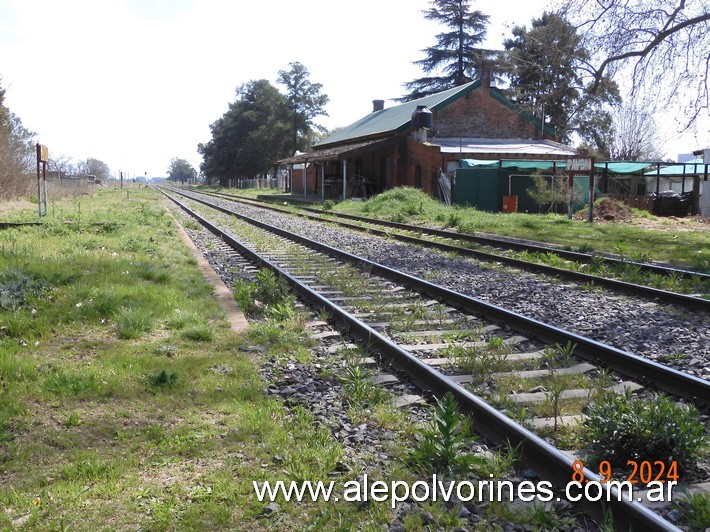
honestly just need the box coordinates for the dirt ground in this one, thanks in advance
[579,197,710,232]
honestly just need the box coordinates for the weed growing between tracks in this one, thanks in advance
[584,389,708,471]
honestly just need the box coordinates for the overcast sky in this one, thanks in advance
[1,0,706,179]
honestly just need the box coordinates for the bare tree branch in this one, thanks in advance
[591,11,710,92]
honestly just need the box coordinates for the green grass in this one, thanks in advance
[0,188,404,530]
[326,187,709,271]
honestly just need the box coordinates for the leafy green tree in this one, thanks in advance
[527,170,571,213]
[199,80,291,187]
[503,12,619,151]
[167,158,197,184]
[276,62,329,155]
[400,0,490,101]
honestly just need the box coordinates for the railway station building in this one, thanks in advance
[276,70,708,216]
[276,65,579,206]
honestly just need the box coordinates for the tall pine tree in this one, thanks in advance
[400,0,489,101]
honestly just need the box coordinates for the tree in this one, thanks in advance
[503,12,620,150]
[400,0,490,101]
[608,103,664,161]
[1,79,35,198]
[199,80,291,186]
[48,154,77,178]
[276,62,329,155]
[167,158,197,184]
[85,158,111,182]
[527,170,572,213]
[558,0,710,128]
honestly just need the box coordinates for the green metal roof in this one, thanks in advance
[315,81,483,148]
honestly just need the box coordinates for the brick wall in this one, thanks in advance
[433,86,542,139]
[289,85,549,199]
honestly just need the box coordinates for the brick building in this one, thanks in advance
[277,71,578,200]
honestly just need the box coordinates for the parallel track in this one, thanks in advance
[161,187,708,531]
[188,188,710,309]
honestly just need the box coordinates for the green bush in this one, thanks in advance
[672,492,710,530]
[147,369,178,388]
[233,269,294,318]
[585,390,708,470]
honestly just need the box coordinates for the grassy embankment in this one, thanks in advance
[0,187,401,530]
[205,186,709,271]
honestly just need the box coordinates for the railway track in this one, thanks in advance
[192,188,710,308]
[160,186,708,531]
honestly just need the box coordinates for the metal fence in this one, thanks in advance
[234,173,289,191]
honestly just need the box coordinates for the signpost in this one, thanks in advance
[566,157,595,222]
[36,143,48,217]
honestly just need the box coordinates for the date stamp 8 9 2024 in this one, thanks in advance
[565,460,678,504]
[572,459,679,484]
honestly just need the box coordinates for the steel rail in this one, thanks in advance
[166,188,709,401]
[161,188,681,531]
[213,189,708,281]
[185,189,709,309]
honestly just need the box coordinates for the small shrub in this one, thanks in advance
[64,412,82,428]
[338,356,386,407]
[585,390,708,470]
[147,369,178,388]
[0,268,49,310]
[234,269,294,318]
[408,392,484,475]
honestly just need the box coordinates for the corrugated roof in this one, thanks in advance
[276,138,392,165]
[433,138,577,159]
[314,81,482,148]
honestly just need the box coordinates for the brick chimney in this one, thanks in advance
[372,99,385,112]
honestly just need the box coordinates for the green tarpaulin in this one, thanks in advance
[595,162,652,174]
[459,160,561,170]
[643,157,708,176]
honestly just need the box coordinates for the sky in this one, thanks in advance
[1,0,707,179]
